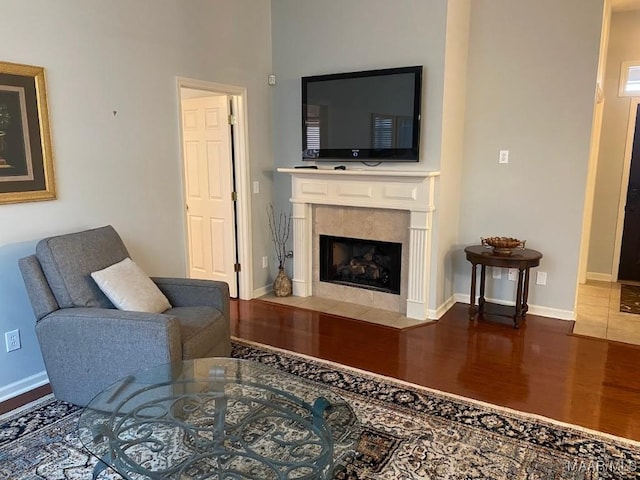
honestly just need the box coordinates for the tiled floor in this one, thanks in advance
[573,280,640,345]
[258,293,431,329]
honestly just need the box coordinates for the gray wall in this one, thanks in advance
[588,10,640,276]
[270,0,449,292]
[0,242,43,400]
[271,0,448,175]
[271,0,604,316]
[455,0,603,314]
[0,0,273,399]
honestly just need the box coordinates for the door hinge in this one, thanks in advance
[231,191,238,202]
[234,263,241,272]
[228,114,236,125]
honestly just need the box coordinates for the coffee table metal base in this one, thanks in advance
[79,358,358,480]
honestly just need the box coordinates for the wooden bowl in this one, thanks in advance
[481,237,526,255]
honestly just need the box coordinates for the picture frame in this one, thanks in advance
[0,61,55,204]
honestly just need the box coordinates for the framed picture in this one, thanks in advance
[0,61,55,204]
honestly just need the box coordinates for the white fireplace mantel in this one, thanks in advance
[278,168,440,320]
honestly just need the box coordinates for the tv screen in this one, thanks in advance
[302,66,422,162]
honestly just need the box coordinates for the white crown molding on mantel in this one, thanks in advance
[277,168,440,320]
[277,168,440,209]
[277,168,440,177]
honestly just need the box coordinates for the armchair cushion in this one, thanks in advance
[36,225,129,309]
[164,306,230,358]
[91,257,171,313]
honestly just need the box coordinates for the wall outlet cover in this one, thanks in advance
[5,329,20,352]
[536,271,547,286]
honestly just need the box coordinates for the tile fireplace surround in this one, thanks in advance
[278,168,440,320]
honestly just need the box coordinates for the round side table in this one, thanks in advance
[464,245,543,328]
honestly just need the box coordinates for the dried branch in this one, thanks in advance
[267,204,292,269]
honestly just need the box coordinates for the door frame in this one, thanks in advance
[576,0,610,292]
[612,98,640,281]
[176,77,253,300]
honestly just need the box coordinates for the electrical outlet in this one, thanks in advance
[5,329,20,352]
[492,267,501,279]
[508,268,518,281]
[536,271,547,286]
[499,149,509,164]
[262,256,268,269]
[253,181,260,194]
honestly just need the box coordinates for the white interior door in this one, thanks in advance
[181,95,238,296]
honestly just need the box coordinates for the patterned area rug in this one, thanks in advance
[620,284,640,314]
[1,338,640,479]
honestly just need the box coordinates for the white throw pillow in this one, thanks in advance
[91,257,171,313]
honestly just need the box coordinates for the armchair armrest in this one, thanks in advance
[36,307,182,406]
[152,277,230,319]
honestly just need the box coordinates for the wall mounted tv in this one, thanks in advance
[302,66,422,162]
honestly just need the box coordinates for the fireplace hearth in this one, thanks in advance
[319,235,401,295]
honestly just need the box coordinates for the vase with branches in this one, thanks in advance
[267,204,292,296]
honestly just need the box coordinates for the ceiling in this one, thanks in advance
[611,0,640,11]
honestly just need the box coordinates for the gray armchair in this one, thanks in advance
[18,225,231,406]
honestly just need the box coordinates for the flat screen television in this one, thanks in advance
[302,66,422,162]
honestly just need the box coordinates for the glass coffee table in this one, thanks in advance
[78,358,358,479]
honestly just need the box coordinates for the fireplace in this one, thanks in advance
[278,167,439,320]
[319,235,402,295]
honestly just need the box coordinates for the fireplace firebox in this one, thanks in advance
[319,235,402,295]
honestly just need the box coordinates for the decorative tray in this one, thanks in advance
[481,236,526,256]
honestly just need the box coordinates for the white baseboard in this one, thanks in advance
[0,370,49,404]
[251,287,575,321]
[253,284,273,298]
[586,272,613,282]
[452,293,574,321]
[528,304,575,321]
[429,295,457,320]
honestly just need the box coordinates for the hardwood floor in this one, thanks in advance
[232,299,640,442]
[3,299,639,443]
[0,384,52,416]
